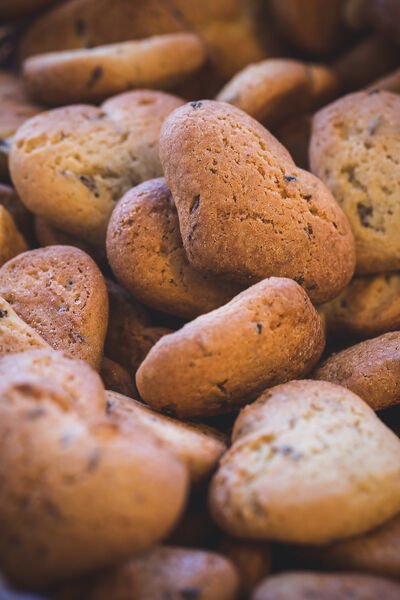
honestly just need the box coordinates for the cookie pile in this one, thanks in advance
[0,1,400,599]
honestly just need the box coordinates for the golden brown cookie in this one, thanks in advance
[0,71,41,181]
[218,538,272,598]
[100,358,136,398]
[216,60,338,128]
[10,90,184,242]
[0,205,27,267]
[0,296,50,356]
[20,0,185,59]
[160,100,356,303]
[210,380,400,544]
[80,547,240,600]
[0,184,34,244]
[298,513,400,579]
[23,34,206,106]
[106,390,227,483]
[0,352,188,589]
[34,217,106,266]
[313,331,400,411]
[0,246,108,369]
[105,279,172,375]
[252,572,400,600]
[333,34,398,91]
[136,278,325,418]
[269,0,347,55]
[321,272,400,339]
[311,90,400,274]
[106,178,241,319]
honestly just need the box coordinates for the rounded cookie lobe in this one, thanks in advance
[310,90,400,274]
[211,380,400,544]
[23,34,206,105]
[107,178,241,319]
[106,390,227,483]
[252,572,400,600]
[85,547,240,600]
[313,331,400,411]
[136,277,325,418]
[160,100,355,303]
[10,90,184,242]
[0,246,108,369]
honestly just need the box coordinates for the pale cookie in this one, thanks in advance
[23,34,206,105]
[252,572,400,600]
[0,296,50,356]
[20,0,185,59]
[106,178,241,319]
[217,60,338,128]
[136,278,325,418]
[0,352,188,589]
[299,513,400,579]
[100,358,136,398]
[105,279,171,375]
[81,547,240,600]
[106,390,227,483]
[0,205,27,267]
[311,91,400,274]
[321,272,400,339]
[314,331,400,411]
[0,246,108,369]
[10,90,184,242]
[210,380,400,544]
[160,100,355,303]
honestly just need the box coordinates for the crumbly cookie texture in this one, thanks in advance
[10,90,184,242]
[313,331,400,411]
[210,380,400,544]
[23,34,206,105]
[136,277,325,418]
[0,296,50,356]
[106,390,227,483]
[0,246,108,369]
[252,571,400,600]
[160,100,356,303]
[107,178,241,319]
[310,90,400,274]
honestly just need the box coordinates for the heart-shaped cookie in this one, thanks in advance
[10,90,184,242]
[0,245,108,369]
[160,100,356,303]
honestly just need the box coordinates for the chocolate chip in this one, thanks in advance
[190,195,200,213]
[0,309,8,318]
[79,174,100,197]
[216,379,228,393]
[87,65,103,88]
[357,202,373,227]
[190,101,203,109]
[284,175,297,182]
[256,322,263,334]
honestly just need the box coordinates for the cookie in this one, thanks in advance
[106,178,241,319]
[269,0,347,55]
[218,538,272,598]
[313,331,400,411]
[160,100,356,303]
[0,205,27,267]
[216,60,338,128]
[0,352,188,589]
[80,547,240,600]
[311,91,400,274]
[0,71,41,181]
[0,246,108,369]
[0,184,34,244]
[100,357,136,398]
[20,0,185,59]
[333,34,398,92]
[106,390,227,483]
[252,572,400,600]
[23,34,206,106]
[105,279,172,375]
[299,513,400,579]
[136,278,325,418]
[321,272,400,339]
[10,90,184,242]
[210,380,400,544]
[0,296,50,356]
[34,217,106,266]
[367,68,400,94]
